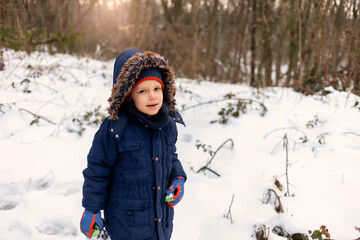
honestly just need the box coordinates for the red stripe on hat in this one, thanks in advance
[132,76,164,92]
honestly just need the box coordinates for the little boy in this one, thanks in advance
[80,49,187,240]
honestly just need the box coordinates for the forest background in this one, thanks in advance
[1,0,360,96]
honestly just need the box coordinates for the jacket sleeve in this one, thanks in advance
[169,118,187,182]
[82,118,118,211]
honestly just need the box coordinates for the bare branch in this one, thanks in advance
[283,134,290,197]
[343,132,360,137]
[196,166,221,177]
[196,138,234,176]
[19,108,56,125]
[182,97,267,113]
[263,127,306,139]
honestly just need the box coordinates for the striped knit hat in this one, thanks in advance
[132,68,164,91]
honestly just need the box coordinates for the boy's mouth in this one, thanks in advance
[147,103,158,108]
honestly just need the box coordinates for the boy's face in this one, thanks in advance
[131,80,163,117]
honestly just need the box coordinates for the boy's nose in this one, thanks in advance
[149,91,156,99]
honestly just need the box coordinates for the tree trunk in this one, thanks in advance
[286,0,297,87]
[250,0,257,87]
[14,0,24,37]
[351,0,360,94]
[190,0,199,79]
[310,0,331,77]
[0,0,5,71]
[0,49,4,71]
[262,0,273,87]
[297,0,303,88]
[137,0,154,50]
[274,1,287,86]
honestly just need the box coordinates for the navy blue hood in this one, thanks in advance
[108,49,177,120]
[112,49,143,86]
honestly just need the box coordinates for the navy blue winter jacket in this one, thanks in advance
[82,49,187,240]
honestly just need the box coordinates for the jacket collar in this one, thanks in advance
[125,102,170,131]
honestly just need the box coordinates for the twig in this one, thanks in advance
[6,54,25,79]
[226,194,235,224]
[284,134,290,197]
[178,85,202,103]
[181,97,267,113]
[255,225,270,240]
[343,132,360,137]
[206,139,234,168]
[196,138,234,176]
[196,166,221,177]
[32,80,59,93]
[19,108,56,125]
[264,226,270,240]
[316,132,329,145]
[266,189,284,213]
[270,138,283,154]
[316,132,329,138]
[263,127,306,139]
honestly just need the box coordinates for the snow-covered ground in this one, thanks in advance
[0,50,359,240]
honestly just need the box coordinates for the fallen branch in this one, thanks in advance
[19,108,56,125]
[196,138,234,176]
[196,166,221,177]
[181,97,267,114]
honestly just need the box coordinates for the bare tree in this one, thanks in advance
[1,0,360,95]
[261,0,274,87]
[250,0,257,87]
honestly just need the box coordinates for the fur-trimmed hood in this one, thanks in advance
[108,49,176,120]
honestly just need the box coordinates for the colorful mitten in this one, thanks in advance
[80,209,104,238]
[165,176,185,207]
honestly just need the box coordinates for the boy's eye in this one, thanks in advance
[154,87,161,91]
[138,90,146,94]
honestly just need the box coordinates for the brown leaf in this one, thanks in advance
[275,179,283,191]
[320,225,330,238]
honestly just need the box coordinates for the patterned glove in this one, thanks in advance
[165,176,185,207]
[80,209,104,238]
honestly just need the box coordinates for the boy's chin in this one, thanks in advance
[145,109,160,118]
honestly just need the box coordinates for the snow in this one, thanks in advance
[1,50,359,240]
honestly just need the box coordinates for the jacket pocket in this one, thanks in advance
[109,198,151,239]
[117,141,146,169]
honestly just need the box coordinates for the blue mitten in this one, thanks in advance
[80,209,104,238]
[165,176,185,207]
